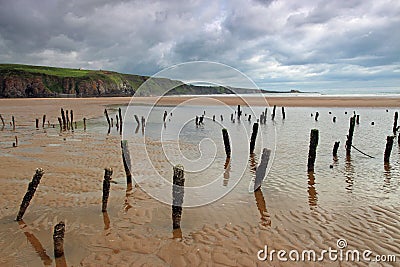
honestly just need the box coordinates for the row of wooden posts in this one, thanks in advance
[307,111,400,173]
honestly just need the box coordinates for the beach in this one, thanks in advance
[0,95,400,266]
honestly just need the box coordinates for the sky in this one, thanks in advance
[0,0,399,93]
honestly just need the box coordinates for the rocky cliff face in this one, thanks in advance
[0,71,137,98]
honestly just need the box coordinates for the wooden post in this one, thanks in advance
[172,165,185,229]
[118,108,123,135]
[254,148,271,191]
[260,112,264,124]
[35,119,39,129]
[272,105,276,120]
[134,115,140,124]
[263,108,267,124]
[220,115,223,121]
[356,115,360,125]
[307,129,319,172]
[345,116,356,157]
[53,221,65,258]
[282,107,286,119]
[66,110,70,130]
[83,118,86,131]
[141,116,145,129]
[12,115,15,130]
[14,136,18,147]
[237,105,242,119]
[213,115,215,121]
[384,136,394,163]
[222,129,231,158]
[121,140,132,185]
[102,168,113,212]
[249,122,259,154]
[333,141,340,159]
[61,109,66,131]
[42,115,46,128]
[116,115,119,130]
[0,114,4,127]
[248,114,251,121]
[16,168,45,221]
[57,117,62,131]
[104,109,111,128]
[230,114,234,122]
[315,112,319,121]
[333,116,336,123]
[163,111,168,122]
[70,110,74,131]
[393,112,398,134]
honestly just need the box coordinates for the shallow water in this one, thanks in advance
[1,103,399,266]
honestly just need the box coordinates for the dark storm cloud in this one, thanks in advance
[0,0,399,92]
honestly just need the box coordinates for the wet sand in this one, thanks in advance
[0,96,399,266]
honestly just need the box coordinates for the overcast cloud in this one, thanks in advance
[0,0,399,93]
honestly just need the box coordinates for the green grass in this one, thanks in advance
[0,63,95,77]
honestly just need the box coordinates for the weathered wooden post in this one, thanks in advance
[14,136,18,147]
[272,105,276,120]
[220,115,223,121]
[282,107,286,119]
[116,115,119,130]
[230,114,234,122]
[307,129,319,172]
[102,168,113,212]
[237,105,242,119]
[0,114,4,127]
[384,136,394,164]
[66,110,70,130]
[53,221,65,258]
[16,168,45,221]
[83,118,87,131]
[70,110,74,131]
[264,108,267,124]
[35,119,39,129]
[121,140,132,185]
[118,108,123,135]
[393,112,398,134]
[356,115,360,125]
[333,141,340,160]
[254,148,271,191]
[163,111,168,122]
[248,114,251,121]
[61,109,66,131]
[104,109,111,130]
[315,112,319,121]
[195,116,199,126]
[172,165,185,229]
[12,115,15,130]
[260,112,264,124]
[333,116,336,123]
[345,116,356,157]
[249,122,259,154]
[57,118,62,131]
[222,129,231,158]
[42,115,46,128]
[213,115,215,121]
[134,115,140,124]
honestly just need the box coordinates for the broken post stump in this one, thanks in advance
[393,112,398,134]
[42,115,46,128]
[222,129,231,158]
[134,115,140,124]
[16,168,45,221]
[237,105,242,119]
[14,136,18,147]
[83,118,86,131]
[384,136,394,163]
[66,110,70,130]
[307,129,319,172]
[172,165,185,229]
[315,112,319,121]
[163,111,168,122]
[118,108,123,128]
[333,116,336,123]
[70,110,74,131]
[0,114,4,127]
[35,119,39,129]
[53,221,65,258]
[254,148,271,191]
[220,115,223,121]
[282,107,286,119]
[249,122,259,154]
[121,140,132,185]
[102,168,113,212]
[333,141,340,160]
[12,115,15,130]
[345,116,356,157]
[356,115,360,125]
[263,108,267,124]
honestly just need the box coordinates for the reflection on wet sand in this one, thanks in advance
[344,156,354,192]
[254,188,271,227]
[102,211,111,231]
[307,172,318,208]
[223,157,230,186]
[18,220,52,266]
[248,153,258,176]
[124,182,133,212]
